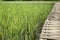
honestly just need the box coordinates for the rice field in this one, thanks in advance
[0,3,53,40]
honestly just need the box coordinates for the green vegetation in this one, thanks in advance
[0,3,53,40]
[2,0,60,1]
[0,0,60,1]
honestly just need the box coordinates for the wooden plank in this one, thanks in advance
[40,3,60,40]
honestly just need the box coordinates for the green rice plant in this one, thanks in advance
[0,3,53,40]
[0,0,60,1]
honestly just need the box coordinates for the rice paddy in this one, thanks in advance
[0,3,53,40]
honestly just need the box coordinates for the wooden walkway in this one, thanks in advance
[40,3,60,40]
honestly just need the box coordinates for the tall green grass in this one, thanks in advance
[1,0,60,1]
[0,3,53,40]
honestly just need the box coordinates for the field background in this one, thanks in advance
[1,0,60,1]
[0,0,60,1]
[0,3,53,40]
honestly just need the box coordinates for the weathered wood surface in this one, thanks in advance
[40,3,60,40]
